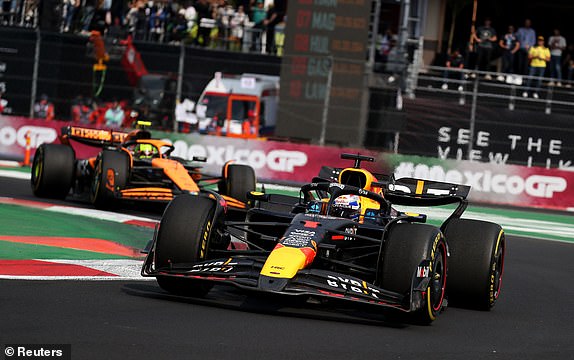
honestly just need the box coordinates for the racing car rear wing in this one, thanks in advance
[60,126,129,147]
[317,165,470,206]
[380,177,470,207]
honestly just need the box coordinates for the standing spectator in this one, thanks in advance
[128,1,148,41]
[167,9,188,44]
[72,97,95,124]
[194,0,212,47]
[515,19,536,75]
[184,1,197,31]
[498,25,520,79]
[250,0,266,51]
[149,5,167,42]
[263,0,286,54]
[523,36,550,99]
[81,0,98,33]
[562,44,574,87]
[63,0,80,32]
[104,99,125,128]
[472,18,497,79]
[230,5,249,47]
[33,94,55,121]
[547,28,566,86]
[441,49,465,91]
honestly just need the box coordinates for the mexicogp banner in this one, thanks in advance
[154,131,574,211]
[1,115,573,211]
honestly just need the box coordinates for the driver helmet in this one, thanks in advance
[331,194,361,220]
[135,143,155,159]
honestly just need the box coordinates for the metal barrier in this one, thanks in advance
[389,64,574,169]
[414,66,574,115]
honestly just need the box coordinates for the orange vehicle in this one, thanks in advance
[31,124,256,210]
[196,72,279,138]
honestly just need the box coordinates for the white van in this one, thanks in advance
[196,72,279,138]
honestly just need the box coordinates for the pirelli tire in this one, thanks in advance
[220,163,256,203]
[380,223,448,324]
[31,143,75,199]
[90,150,129,209]
[155,194,219,297]
[444,219,505,311]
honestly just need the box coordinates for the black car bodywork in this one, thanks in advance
[142,154,505,323]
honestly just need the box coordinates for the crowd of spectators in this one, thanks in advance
[31,94,130,128]
[58,0,286,53]
[0,0,286,53]
[438,18,574,99]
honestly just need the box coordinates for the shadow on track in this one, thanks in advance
[122,282,410,329]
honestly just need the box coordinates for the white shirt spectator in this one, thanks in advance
[184,5,197,29]
[231,6,249,39]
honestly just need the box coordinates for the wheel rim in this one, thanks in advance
[429,241,447,313]
[490,235,505,304]
[31,148,44,190]
[90,160,102,202]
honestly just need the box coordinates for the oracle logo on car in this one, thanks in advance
[394,162,568,199]
[0,125,58,148]
[170,140,308,173]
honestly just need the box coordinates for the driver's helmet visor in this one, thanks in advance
[331,194,361,220]
[136,143,155,157]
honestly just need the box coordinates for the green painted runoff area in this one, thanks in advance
[0,179,572,262]
[0,204,153,259]
[0,242,133,260]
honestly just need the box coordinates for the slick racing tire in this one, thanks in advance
[90,150,129,209]
[380,223,448,324]
[220,162,256,203]
[444,219,505,310]
[155,194,217,297]
[31,144,75,199]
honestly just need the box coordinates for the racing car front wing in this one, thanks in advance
[142,255,432,313]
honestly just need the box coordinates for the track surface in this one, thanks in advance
[2,176,574,359]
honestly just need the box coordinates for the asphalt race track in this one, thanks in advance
[2,176,574,359]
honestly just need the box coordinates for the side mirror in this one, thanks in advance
[246,191,269,202]
[398,212,427,223]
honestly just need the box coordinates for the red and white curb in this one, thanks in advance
[0,259,154,280]
[0,193,158,280]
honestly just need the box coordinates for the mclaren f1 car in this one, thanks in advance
[142,154,505,323]
[31,125,256,210]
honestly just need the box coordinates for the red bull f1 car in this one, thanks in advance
[31,125,255,210]
[142,154,505,323]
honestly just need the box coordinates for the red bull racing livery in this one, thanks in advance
[142,154,505,324]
